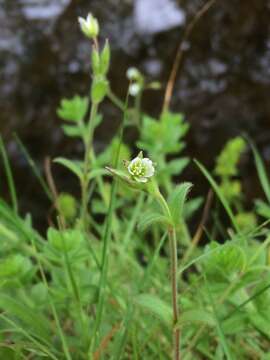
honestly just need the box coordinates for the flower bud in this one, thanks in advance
[91,48,100,75]
[105,167,143,191]
[129,83,141,96]
[78,13,99,39]
[100,40,110,75]
[126,67,141,81]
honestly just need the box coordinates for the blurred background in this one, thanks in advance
[1,0,270,229]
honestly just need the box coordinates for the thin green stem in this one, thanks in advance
[81,102,98,231]
[14,134,52,201]
[107,88,125,111]
[122,193,145,248]
[168,226,180,360]
[89,95,128,356]
[155,190,171,218]
[135,90,142,127]
[156,190,180,360]
[0,136,18,214]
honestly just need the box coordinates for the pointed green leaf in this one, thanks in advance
[137,212,171,232]
[100,40,110,75]
[54,157,83,180]
[177,309,215,328]
[255,199,270,219]
[250,141,270,203]
[166,158,189,175]
[135,294,172,326]
[91,77,109,104]
[195,159,240,233]
[88,168,108,180]
[168,182,193,225]
[61,124,83,138]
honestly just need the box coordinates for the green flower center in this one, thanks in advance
[130,161,146,177]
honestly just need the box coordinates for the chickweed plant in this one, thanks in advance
[1,12,270,360]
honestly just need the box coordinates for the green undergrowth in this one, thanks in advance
[0,13,270,360]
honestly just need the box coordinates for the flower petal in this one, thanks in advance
[86,13,92,24]
[142,158,155,177]
[128,157,141,174]
[134,176,148,183]
[78,17,85,26]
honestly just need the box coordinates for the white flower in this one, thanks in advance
[129,83,141,96]
[78,13,99,39]
[126,67,140,80]
[128,153,155,183]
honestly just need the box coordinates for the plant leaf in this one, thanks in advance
[137,212,171,232]
[168,182,193,225]
[62,124,83,138]
[135,293,172,326]
[194,159,240,233]
[57,95,88,122]
[250,141,270,203]
[0,294,51,341]
[177,309,215,328]
[54,157,83,180]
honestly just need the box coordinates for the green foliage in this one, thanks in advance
[137,211,171,232]
[211,137,258,237]
[54,157,84,180]
[47,228,84,253]
[235,212,257,232]
[219,179,242,203]
[0,254,31,280]
[203,242,247,281]
[168,182,192,226]
[255,199,270,219]
[57,193,77,222]
[138,111,189,156]
[91,41,110,76]
[135,293,172,326]
[91,77,109,104]
[100,40,111,75]
[1,14,270,360]
[215,137,246,178]
[57,95,88,123]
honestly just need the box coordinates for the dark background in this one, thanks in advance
[1,0,270,229]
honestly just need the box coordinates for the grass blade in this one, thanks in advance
[194,159,240,233]
[0,136,18,213]
[0,314,59,360]
[14,134,52,201]
[111,232,167,359]
[249,140,270,203]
